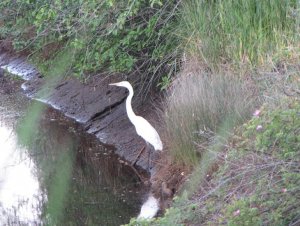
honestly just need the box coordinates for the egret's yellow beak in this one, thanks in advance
[109,81,127,87]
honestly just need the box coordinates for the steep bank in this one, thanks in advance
[0,51,158,171]
[0,51,186,210]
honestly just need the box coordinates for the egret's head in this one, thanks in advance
[109,81,132,89]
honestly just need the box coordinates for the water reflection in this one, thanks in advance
[0,87,145,225]
[0,125,42,225]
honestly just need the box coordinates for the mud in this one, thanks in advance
[0,51,164,173]
[0,50,188,214]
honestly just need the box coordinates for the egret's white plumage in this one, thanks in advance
[109,81,163,151]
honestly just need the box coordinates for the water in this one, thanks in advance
[0,79,146,225]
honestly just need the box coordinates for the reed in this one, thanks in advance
[165,72,256,165]
[177,0,300,68]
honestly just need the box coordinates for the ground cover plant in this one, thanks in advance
[126,0,300,224]
[1,0,300,225]
[178,0,300,69]
[126,74,299,225]
[0,0,180,94]
[164,70,256,166]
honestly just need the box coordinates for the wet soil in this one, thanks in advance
[0,52,160,171]
[0,75,149,225]
[0,50,189,213]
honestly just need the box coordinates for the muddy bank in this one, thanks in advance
[0,52,163,173]
[0,74,149,225]
[0,51,188,215]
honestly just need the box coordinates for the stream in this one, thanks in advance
[0,78,146,225]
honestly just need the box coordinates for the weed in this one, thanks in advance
[157,74,172,91]
[0,1,180,95]
[157,95,300,226]
[224,198,262,226]
[164,72,256,165]
[178,0,300,69]
[244,99,300,159]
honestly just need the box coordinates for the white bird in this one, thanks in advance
[109,81,163,167]
[137,195,160,220]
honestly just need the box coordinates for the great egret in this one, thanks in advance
[109,81,163,167]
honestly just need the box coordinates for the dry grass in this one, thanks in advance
[164,63,257,166]
[151,65,300,226]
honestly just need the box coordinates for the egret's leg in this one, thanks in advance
[148,147,150,171]
[148,146,153,172]
[133,145,146,166]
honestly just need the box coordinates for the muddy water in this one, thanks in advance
[0,79,146,225]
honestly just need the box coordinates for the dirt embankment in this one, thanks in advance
[0,50,187,206]
[0,52,154,169]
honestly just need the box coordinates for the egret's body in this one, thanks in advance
[109,81,163,151]
[110,81,162,219]
[132,116,162,151]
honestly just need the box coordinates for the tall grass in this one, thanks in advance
[164,71,256,165]
[178,0,300,68]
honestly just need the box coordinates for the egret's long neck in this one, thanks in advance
[125,85,137,123]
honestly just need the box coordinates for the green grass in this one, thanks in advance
[217,98,300,225]
[2,2,300,224]
[177,0,300,68]
[164,72,256,166]
[0,1,179,95]
[135,88,299,226]
[147,68,300,225]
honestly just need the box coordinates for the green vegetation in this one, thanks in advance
[156,1,299,224]
[129,91,300,226]
[178,0,300,68]
[128,0,299,225]
[220,98,300,225]
[165,73,256,165]
[1,0,300,225]
[125,90,297,226]
[1,0,299,78]
[0,0,178,93]
[1,0,299,83]
[245,100,300,160]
